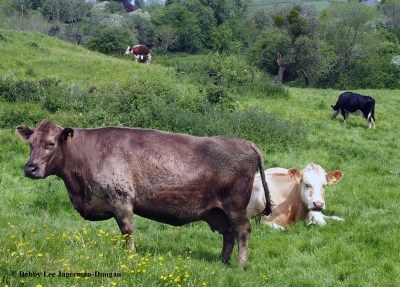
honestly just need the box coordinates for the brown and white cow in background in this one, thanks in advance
[247,163,344,230]
[125,45,152,64]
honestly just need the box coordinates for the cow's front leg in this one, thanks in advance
[323,215,344,222]
[266,221,285,230]
[344,112,350,124]
[306,211,326,226]
[113,203,135,251]
[221,229,235,265]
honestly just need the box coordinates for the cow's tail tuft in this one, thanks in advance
[369,99,375,121]
[251,144,273,216]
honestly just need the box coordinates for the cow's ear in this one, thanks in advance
[326,170,343,185]
[288,168,302,181]
[16,125,34,140]
[60,128,74,142]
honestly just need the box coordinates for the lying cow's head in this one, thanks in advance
[125,46,132,55]
[289,164,343,211]
[16,120,74,179]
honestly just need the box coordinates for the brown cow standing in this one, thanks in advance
[16,120,271,268]
[125,45,151,64]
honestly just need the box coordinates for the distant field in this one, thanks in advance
[1,30,400,287]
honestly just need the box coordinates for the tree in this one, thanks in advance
[211,23,233,53]
[319,2,379,85]
[246,8,271,42]
[151,3,203,52]
[380,0,400,40]
[272,5,315,85]
[247,27,292,75]
[292,37,336,87]
[275,52,285,84]
[154,25,179,52]
[126,10,155,47]
[187,0,216,49]
[42,0,91,23]
[274,5,310,42]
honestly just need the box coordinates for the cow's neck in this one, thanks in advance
[56,134,92,213]
[289,183,309,222]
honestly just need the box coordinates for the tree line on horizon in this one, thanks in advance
[1,0,399,89]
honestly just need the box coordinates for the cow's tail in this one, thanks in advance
[369,99,375,121]
[251,144,272,216]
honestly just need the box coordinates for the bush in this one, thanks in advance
[0,102,49,128]
[0,75,304,153]
[86,26,134,56]
[0,76,41,102]
[205,54,256,86]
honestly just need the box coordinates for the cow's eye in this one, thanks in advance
[305,184,311,189]
[45,142,56,149]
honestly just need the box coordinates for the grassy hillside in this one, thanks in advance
[1,30,400,287]
[0,29,195,92]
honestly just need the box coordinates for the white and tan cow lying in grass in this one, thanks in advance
[247,164,344,230]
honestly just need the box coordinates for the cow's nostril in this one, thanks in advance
[24,164,38,174]
[313,201,324,209]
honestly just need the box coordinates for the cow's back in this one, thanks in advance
[337,92,375,112]
[65,127,260,225]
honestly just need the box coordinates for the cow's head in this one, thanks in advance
[331,105,340,118]
[16,120,74,179]
[290,164,343,211]
[125,46,132,55]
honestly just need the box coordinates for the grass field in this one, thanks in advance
[1,29,400,287]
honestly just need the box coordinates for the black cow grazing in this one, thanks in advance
[331,92,376,129]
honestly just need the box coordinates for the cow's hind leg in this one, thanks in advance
[233,218,251,269]
[204,209,235,265]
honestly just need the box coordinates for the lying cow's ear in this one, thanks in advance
[326,170,343,185]
[16,125,34,140]
[60,128,74,142]
[288,168,302,181]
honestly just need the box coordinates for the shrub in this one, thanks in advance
[0,76,41,102]
[205,54,256,86]
[0,102,48,128]
[0,75,304,153]
[86,26,134,56]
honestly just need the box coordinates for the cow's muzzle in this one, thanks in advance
[24,163,41,179]
[310,201,325,211]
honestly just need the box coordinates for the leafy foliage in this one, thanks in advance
[152,3,203,52]
[86,26,134,55]
[1,0,400,88]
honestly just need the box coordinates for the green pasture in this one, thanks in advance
[1,29,400,287]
